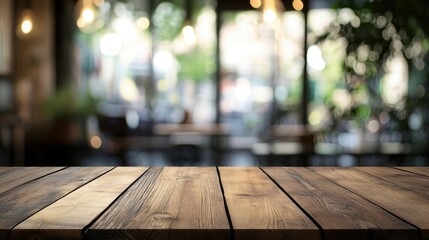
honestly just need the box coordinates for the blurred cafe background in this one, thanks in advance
[0,0,428,166]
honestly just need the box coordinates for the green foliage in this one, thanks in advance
[44,86,99,120]
[152,0,210,41]
[176,48,215,82]
[319,0,429,131]
[324,0,429,79]
[152,2,185,41]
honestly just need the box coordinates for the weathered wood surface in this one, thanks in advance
[312,167,429,240]
[357,167,429,197]
[0,167,112,239]
[0,167,428,240]
[87,167,230,240]
[13,167,148,239]
[395,167,429,177]
[0,167,64,194]
[219,167,319,240]
[263,167,417,240]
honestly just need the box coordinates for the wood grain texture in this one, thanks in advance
[12,167,149,239]
[219,167,319,240]
[87,167,230,240]
[311,167,429,240]
[0,167,64,194]
[357,167,429,198]
[263,167,417,240]
[395,167,429,177]
[0,167,112,240]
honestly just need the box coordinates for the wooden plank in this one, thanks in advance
[87,167,230,240]
[0,167,64,194]
[13,167,149,239]
[395,167,429,177]
[0,167,112,240]
[312,167,429,240]
[219,167,319,240]
[357,167,429,198]
[263,167,417,240]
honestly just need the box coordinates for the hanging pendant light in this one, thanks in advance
[181,0,196,46]
[17,0,35,38]
[261,0,284,24]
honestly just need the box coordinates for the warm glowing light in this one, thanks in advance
[75,0,104,32]
[262,0,282,23]
[263,8,276,23]
[90,136,102,149]
[137,17,150,30]
[82,7,95,24]
[100,33,122,56]
[182,25,197,45]
[367,119,380,133]
[292,0,303,11]
[119,77,139,102]
[250,0,262,8]
[21,19,33,34]
[76,18,85,28]
[157,79,168,91]
[18,9,35,35]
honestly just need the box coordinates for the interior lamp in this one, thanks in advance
[17,0,35,37]
[261,0,284,24]
[181,0,196,46]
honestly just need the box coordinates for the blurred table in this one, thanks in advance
[154,123,229,136]
[154,123,229,164]
[1,167,428,239]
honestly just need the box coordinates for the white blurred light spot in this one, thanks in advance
[82,8,95,23]
[137,17,150,30]
[382,55,408,106]
[126,109,140,129]
[309,109,323,126]
[77,18,85,28]
[182,25,197,45]
[153,51,174,72]
[100,33,122,56]
[263,9,276,23]
[234,78,252,111]
[338,8,355,24]
[408,110,423,130]
[367,119,380,133]
[253,86,273,103]
[332,89,353,111]
[119,77,139,102]
[21,19,33,34]
[351,16,361,28]
[307,45,326,71]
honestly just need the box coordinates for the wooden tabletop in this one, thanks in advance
[0,167,428,240]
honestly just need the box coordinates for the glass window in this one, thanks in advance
[220,10,305,136]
